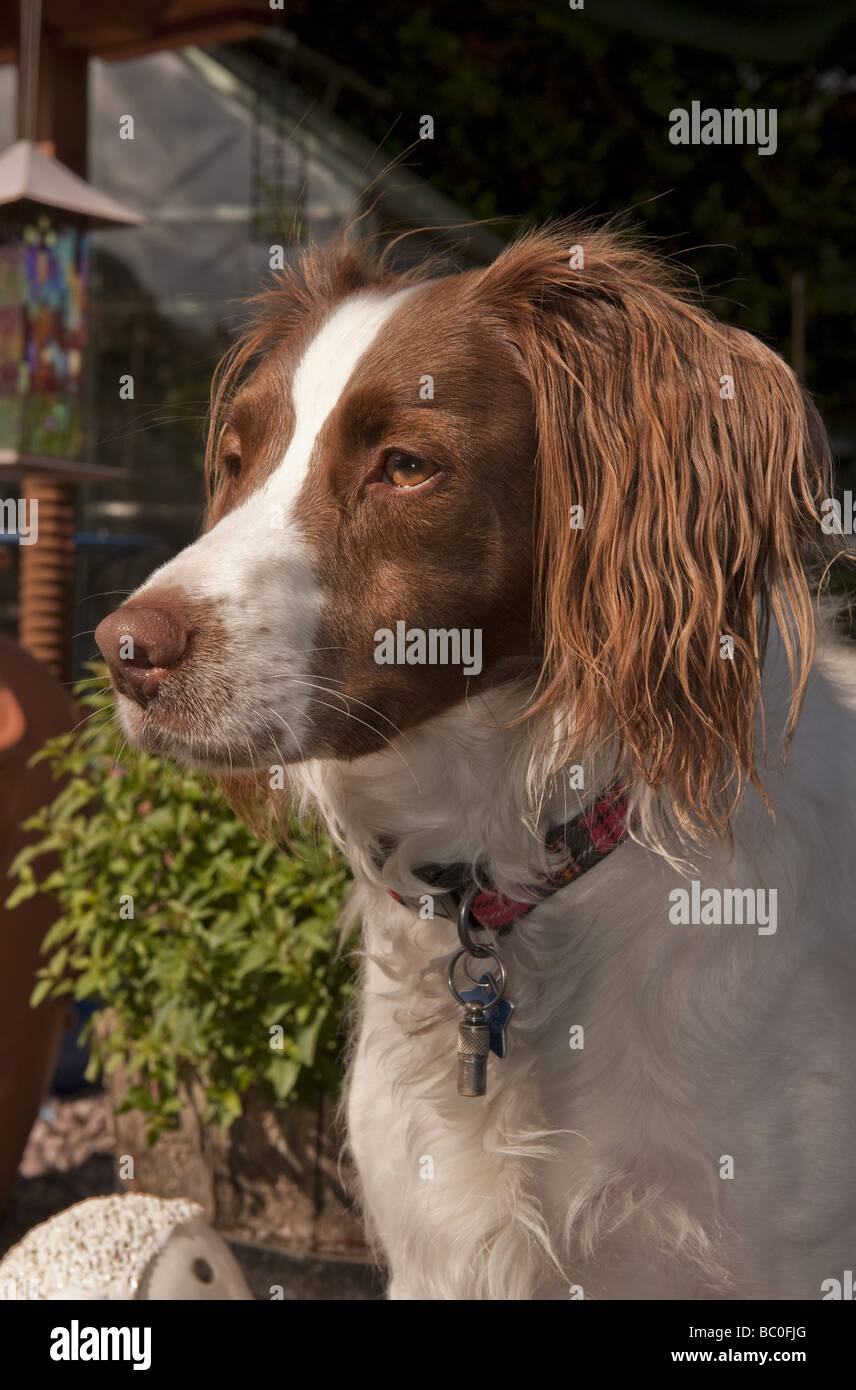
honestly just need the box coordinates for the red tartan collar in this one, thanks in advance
[386,784,630,931]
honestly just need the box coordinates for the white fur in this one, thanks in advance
[284,288,420,495]
[291,633,856,1300]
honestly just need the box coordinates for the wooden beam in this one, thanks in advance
[82,17,269,62]
[0,3,276,64]
[0,451,130,484]
[23,31,88,174]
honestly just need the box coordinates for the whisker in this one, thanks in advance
[304,696,422,795]
[66,704,118,737]
[78,589,133,605]
[113,736,129,772]
[261,671,348,685]
[263,704,307,761]
[259,708,304,773]
[242,732,258,777]
[285,678,414,746]
[273,646,357,656]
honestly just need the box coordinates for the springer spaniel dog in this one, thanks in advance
[96,226,856,1300]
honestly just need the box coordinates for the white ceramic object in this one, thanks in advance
[0,1193,254,1300]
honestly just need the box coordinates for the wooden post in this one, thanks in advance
[18,475,75,680]
[26,30,88,175]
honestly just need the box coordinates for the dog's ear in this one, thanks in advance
[477,226,833,837]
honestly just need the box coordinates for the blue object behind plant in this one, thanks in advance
[52,999,100,1095]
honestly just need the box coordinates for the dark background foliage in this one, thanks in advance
[270,1,856,430]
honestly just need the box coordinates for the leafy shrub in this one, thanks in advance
[7,669,354,1139]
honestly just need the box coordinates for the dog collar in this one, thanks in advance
[385,783,630,931]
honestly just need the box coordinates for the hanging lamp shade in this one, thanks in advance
[0,138,143,226]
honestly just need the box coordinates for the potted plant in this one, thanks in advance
[7,669,371,1282]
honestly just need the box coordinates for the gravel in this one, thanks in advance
[0,1090,118,1259]
[0,1091,383,1298]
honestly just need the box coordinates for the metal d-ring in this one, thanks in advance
[463,954,492,986]
[456,882,493,958]
[447,946,508,1008]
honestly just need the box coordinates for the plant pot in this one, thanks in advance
[101,1038,369,1262]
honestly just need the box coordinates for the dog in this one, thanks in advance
[95,225,856,1300]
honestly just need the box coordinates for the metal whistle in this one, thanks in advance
[457,1003,490,1097]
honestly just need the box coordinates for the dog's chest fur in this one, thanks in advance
[301,649,856,1301]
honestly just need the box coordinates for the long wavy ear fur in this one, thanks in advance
[475,223,835,839]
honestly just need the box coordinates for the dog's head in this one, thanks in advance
[96,225,832,835]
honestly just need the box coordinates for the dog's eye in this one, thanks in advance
[383,451,435,488]
[223,452,242,480]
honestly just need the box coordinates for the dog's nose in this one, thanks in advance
[95,603,191,706]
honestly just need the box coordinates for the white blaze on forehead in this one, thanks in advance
[271,285,421,513]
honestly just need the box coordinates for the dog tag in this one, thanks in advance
[457,1003,490,1096]
[459,975,515,1060]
